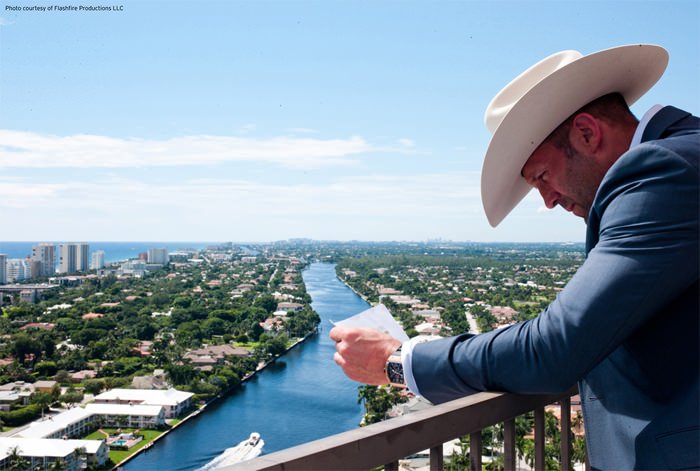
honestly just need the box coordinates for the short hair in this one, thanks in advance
[543,92,638,157]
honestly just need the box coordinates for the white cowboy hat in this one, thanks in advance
[481,44,669,227]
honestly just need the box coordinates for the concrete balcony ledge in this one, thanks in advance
[225,386,578,471]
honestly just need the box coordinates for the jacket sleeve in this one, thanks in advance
[412,143,699,405]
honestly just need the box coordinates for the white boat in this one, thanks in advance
[197,433,264,470]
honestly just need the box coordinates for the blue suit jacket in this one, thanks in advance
[411,106,699,469]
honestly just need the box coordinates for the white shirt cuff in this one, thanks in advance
[401,336,430,397]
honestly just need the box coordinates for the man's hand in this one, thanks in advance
[330,326,402,385]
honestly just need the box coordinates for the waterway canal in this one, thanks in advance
[125,262,367,470]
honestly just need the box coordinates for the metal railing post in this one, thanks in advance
[429,445,443,471]
[534,407,545,469]
[504,418,516,471]
[560,397,571,471]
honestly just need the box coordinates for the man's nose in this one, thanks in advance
[537,185,560,209]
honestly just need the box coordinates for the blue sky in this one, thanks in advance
[1,0,698,242]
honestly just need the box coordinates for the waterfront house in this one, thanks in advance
[92,388,194,419]
[276,302,303,312]
[184,344,251,370]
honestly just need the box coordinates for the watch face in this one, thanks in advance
[387,361,404,386]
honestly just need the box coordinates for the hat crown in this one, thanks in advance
[484,50,583,134]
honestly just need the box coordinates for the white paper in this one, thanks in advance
[331,304,409,342]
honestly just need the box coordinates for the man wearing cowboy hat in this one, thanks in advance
[331,44,699,468]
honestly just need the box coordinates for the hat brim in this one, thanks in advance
[481,44,669,227]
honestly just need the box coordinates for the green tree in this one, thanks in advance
[357,385,407,425]
[54,370,71,384]
[7,446,30,471]
[59,389,84,405]
[166,363,197,386]
[261,333,288,357]
[11,333,42,365]
[49,458,68,471]
[83,379,105,396]
[34,360,58,377]
[30,392,53,413]
[254,294,277,314]
[202,317,226,337]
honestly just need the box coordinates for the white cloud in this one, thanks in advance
[0,182,65,209]
[0,172,485,240]
[0,170,586,242]
[0,130,383,169]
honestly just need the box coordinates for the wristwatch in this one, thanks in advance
[385,345,406,388]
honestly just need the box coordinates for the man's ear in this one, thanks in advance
[569,113,602,153]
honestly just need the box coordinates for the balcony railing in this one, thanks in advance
[225,386,581,471]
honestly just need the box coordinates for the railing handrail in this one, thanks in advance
[225,386,578,470]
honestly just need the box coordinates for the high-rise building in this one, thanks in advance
[58,244,76,273]
[6,258,31,283]
[29,260,42,279]
[147,248,169,265]
[76,243,89,272]
[31,243,55,278]
[58,243,90,274]
[0,254,7,285]
[91,250,105,270]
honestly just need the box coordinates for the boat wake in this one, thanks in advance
[197,433,264,470]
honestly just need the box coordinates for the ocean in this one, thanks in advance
[0,241,214,263]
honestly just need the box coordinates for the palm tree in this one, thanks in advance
[49,458,68,471]
[7,446,31,471]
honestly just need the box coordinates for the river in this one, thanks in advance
[125,262,367,470]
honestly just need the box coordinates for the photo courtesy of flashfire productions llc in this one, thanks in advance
[4,4,124,12]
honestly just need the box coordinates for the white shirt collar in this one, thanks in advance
[630,104,664,149]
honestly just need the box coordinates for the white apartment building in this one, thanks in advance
[31,243,55,277]
[119,260,146,277]
[84,403,165,428]
[16,402,166,441]
[16,407,95,440]
[90,250,105,270]
[93,388,194,418]
[0,437,108,470]
[147,248,169,265]
[6,258,31,283]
